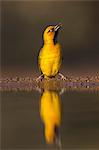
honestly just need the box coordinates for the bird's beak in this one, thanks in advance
[54,23,62,31]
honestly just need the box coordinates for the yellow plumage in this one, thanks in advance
[38,24,62,78]
[40,90,61,144]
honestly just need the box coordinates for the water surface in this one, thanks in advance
[1,89,99,149]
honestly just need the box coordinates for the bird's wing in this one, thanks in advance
[38,48,43,73]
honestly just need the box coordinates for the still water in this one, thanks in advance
[1,88,99,149]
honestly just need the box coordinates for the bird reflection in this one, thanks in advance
[40,89,62,146]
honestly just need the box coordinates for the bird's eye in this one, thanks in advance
[47,28,54,33]
[47,30,50,33]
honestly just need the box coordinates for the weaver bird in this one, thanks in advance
[36,23,66,81]
[40,90,61,146]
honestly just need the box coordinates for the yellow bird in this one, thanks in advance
[36,23,66,81]
[40,90,61,145]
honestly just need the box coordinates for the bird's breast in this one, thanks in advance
[39,43,61,59]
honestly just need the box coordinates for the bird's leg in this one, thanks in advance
[36,74,44,82]
[58,73,67,80]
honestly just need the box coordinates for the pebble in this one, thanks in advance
[0,75,99,91]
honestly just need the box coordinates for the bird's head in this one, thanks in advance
[43,23,62,44]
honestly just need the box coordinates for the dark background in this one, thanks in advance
[1,1,99,76]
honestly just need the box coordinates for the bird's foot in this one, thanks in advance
[59,73,67,80]
[36,74,44,82]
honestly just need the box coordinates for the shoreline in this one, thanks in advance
[0,76,99,92]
